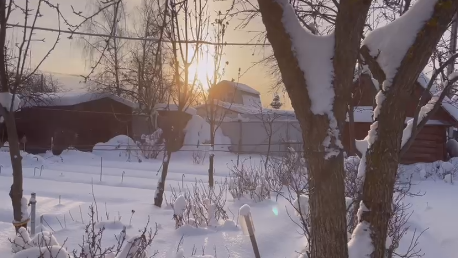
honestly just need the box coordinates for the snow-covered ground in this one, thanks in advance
[0,145,457,257]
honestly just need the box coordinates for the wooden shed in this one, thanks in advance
[343,74,458,164]
[2,92,137,154]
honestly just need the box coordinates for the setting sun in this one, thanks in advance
[187,48,217,89]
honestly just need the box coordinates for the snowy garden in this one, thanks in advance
[0,112,457,257]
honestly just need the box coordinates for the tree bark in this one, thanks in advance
[256,0,371,257]
[348,104,356,156]
[2,109,25,230]
[360,2,458,258]
[154,150,171,207]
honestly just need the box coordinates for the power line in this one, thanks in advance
[6,23,271,47]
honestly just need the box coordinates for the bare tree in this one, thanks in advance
[154,0,211,207]
[254,106,286,170]
[0,0,64,231]
[126,0,171,121]
[198,10,239,187]
[78,0,127,97]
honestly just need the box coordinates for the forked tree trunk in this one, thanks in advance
[4,110,25,231]
[360,2,458,257]
[154,150,171,207]
[256,0,371,257]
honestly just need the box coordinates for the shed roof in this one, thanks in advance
[346,106,451,125]
[21,92,138,109]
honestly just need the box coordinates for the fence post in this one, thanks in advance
[239,204,260,258]
[237,119,242,166]
[30,193,37,236]
[100,157,103,182]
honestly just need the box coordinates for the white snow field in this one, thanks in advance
[0,141,457,257]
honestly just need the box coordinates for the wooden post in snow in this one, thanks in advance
[100,157,103,182]
[239,204,260,258]
[237,119,242,166]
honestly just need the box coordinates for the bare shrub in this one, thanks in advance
[228,157,273,202]
[139,129,164,159]
[10,202,158,258]
[192,150,206,165]
[168,180,230,228]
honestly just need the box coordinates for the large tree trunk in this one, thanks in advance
[4,110,25,230]
[257,0,371,257]
[360,2,458,258]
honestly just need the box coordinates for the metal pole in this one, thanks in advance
[30,193,37,236]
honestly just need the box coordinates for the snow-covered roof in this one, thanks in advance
[154,103,197,115]
[346,106,451,125]
[218,80,260,95]
[416,73,458,122]
[21,92,138,109]
[196,101,295,117]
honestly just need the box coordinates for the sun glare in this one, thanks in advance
[187,49,216,89]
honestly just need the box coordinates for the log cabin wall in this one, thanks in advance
[346,75,456,164]
[342,123,447,164]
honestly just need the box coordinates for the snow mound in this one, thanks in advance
[239,204,251,216]
[173,195,187,216]
[93,135,144,162]
[180,115,231,152]
[0,147,44,167]
[0,92,21,112]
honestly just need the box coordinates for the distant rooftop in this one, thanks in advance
[21,92,138,109]
[217,80,260,95]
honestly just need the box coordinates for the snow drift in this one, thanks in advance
[180,115,231,152]
[93,135,144,162]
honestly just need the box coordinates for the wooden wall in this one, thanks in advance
[11,97,133,154]
[342,122,447,164]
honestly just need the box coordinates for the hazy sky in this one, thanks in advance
[9,0,289,107]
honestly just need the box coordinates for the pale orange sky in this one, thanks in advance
[9,0,291,108]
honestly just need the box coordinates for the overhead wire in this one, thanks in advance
[6,23,271,47]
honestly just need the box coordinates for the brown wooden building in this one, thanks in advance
[343,74,458,164]
[1,92,137,155]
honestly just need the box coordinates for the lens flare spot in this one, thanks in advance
[272,207,279,216]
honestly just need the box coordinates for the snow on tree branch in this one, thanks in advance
[363,0,440,83]
[274,0,341,157]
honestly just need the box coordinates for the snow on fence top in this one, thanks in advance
[154,103,197,116]
[219,80,260,95]
[20,92,138,109]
